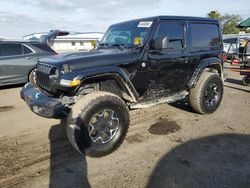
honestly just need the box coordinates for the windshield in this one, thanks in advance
[98,20,153,49]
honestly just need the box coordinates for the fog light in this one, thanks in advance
[33,105,53,116]
[33,105,44,113]
[33,105,39,113]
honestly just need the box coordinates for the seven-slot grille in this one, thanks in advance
[36,63,53,74]
[36,63,55,93]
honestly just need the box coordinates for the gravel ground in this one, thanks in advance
[0,63,249,188]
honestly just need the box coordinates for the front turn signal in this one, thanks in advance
[60,79,81,87]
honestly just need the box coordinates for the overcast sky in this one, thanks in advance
[0,0,249,38]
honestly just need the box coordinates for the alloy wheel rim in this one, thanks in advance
[88,109,119,144]
[204,82,219,107]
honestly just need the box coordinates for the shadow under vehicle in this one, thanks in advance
[48,122,90,188]
[146,134,250,188]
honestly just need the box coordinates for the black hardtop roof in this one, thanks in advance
[112,15,218,26]
[157,15,218,21]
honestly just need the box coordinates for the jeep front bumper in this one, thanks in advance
[20,83,68,119]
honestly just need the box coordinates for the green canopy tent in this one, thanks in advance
[237,17,250,28]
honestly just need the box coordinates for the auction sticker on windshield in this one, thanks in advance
[138,21,153,27]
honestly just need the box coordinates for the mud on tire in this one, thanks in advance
[66,91,129,157]
[189,72,223,114]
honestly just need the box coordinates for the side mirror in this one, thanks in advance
[152,37,169,50]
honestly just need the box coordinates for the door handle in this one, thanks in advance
[26,57,32,60]
[179,57,189,63]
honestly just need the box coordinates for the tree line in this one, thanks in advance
[207,10,248,34]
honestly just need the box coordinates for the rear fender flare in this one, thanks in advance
[188,57,223,88]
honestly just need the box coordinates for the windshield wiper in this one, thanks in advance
[98,43,109,49]
[111,43,125,50]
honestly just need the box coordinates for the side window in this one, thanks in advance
[191,23,220,50]
[23,45,33,54]
[155,23,185,50]
[1,43,23,56]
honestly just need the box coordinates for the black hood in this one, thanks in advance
[39,49,134,70]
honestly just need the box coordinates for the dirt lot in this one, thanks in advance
[0,64,249,188]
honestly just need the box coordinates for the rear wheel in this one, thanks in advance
[66,91,129,157]
[189,72,223,114]
[242,76,250,86]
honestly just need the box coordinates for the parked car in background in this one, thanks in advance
[0,30,68,86]
[0,40,56,86]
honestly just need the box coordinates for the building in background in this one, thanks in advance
[23,32,104,52]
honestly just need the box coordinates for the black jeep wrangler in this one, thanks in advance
[21,16,224,157]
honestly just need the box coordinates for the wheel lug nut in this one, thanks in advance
[91,117,97,124]
[104,111,109,118]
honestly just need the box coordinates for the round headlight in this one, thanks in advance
[49,68,59,79]
[62,64,70,73]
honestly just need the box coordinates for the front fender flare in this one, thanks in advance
[61,66,139,102]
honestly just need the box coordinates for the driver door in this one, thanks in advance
[147,21,190,95]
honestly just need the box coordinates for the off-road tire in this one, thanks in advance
[189,72,223,114]
[242,76,250,86]
[28,69,36,86]
[66,91,129,157]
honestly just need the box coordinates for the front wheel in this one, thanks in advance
[66,91,129,157]
[189,72,223,114]
[28,69,36,86]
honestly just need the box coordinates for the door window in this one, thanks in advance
[23,45,33,54]
[154,23,185,50]
[1,44,23,56]
[190,23,220,50]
